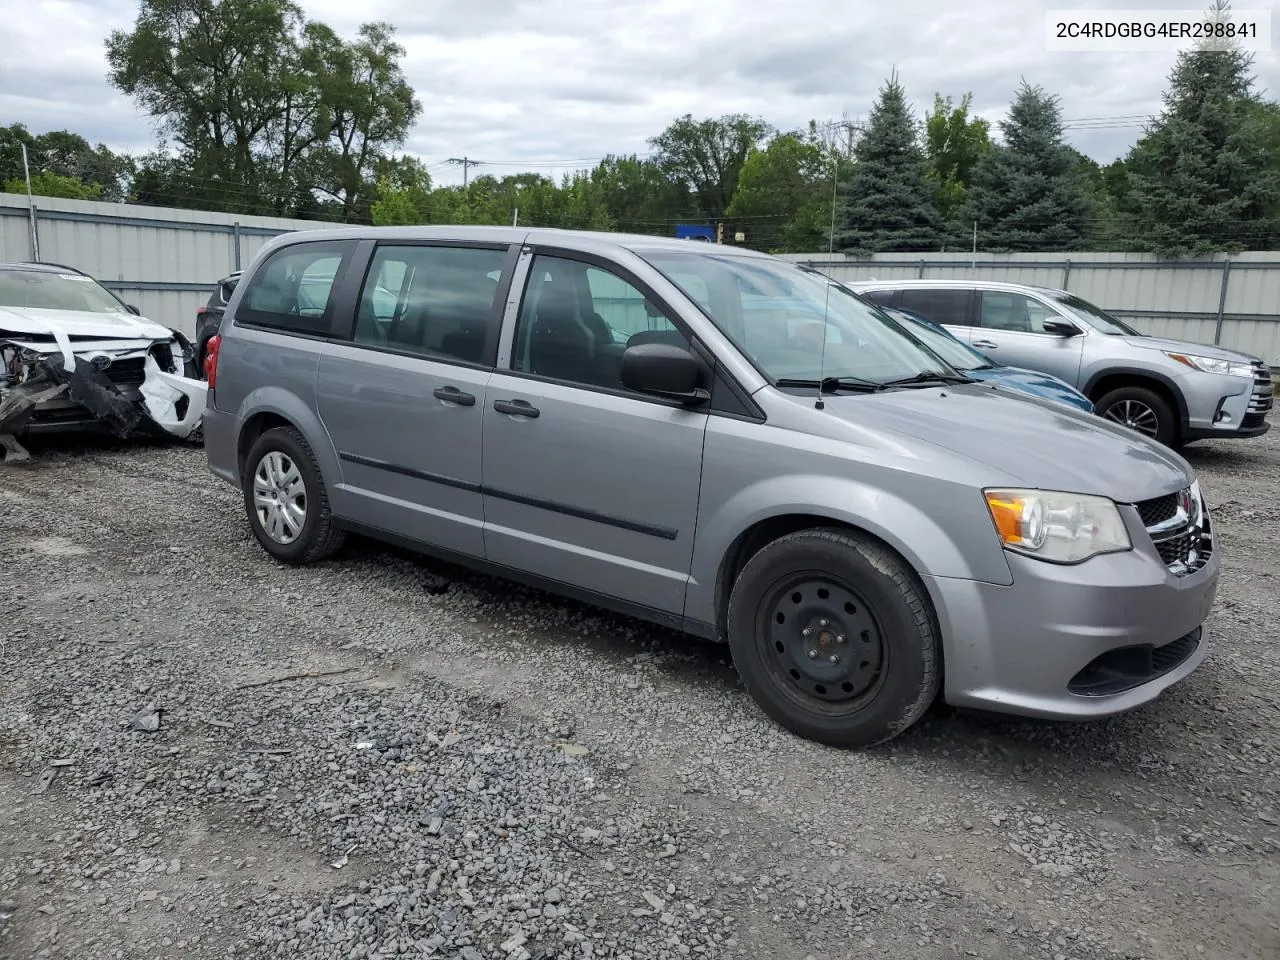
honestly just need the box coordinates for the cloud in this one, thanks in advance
[4,0,1276,187]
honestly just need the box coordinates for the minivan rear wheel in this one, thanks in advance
[1095,386,1176,446]
[242,426,345,564]
[726,528,940,748]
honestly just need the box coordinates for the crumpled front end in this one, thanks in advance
[0,334,208,460]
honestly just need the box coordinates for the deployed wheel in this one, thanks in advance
[726,528,940,748]
[242,426,345,564]
[1095,386,1177,446]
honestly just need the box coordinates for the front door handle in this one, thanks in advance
[493,399,540,419]
[972,340,999,349]
[433,386,476,406]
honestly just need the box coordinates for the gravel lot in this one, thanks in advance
[1,428,1278,960]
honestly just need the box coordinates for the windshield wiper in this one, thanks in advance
[775,376,887,394]
[882,371,976,387]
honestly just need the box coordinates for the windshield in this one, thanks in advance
[640,252,958,384]
[1051,292,1140,336]
[883,309,993,370]
[0,268,126,314]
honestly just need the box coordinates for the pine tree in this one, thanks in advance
[1121,1,1280,255]
[833,73,941,255]
[952,81,1091,252]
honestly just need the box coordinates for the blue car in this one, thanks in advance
[882,306,1095,413]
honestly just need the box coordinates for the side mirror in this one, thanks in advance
[619,342,709,405]
[125,304,141,316]
[1043,319,1080,337]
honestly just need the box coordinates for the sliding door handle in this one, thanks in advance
[433,386,476,406]
[493,399,540,418]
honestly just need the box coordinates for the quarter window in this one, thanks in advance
[238,242,350,335]
[897,288,972,326]
[352,245,507,365]
[978,291,1060,334]
[512,255,689,391]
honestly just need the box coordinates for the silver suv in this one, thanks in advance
[850,279,1273,448]
[202,228,1218,747]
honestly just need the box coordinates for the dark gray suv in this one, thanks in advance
[202,227,1218,747]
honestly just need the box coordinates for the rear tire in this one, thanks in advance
[242,426,345,564]
[726,528,940,748]
[1095,386,1177,446]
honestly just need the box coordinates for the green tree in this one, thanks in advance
[3,170,102,200]
[1,124,134,201]
[590,154,691,233]
[923,93,992,222]
[953,81,1091,251]
[649,114,773,221]
[304,22,421,222]
[834,73,941,255]
[726,126,833,252]
[1120,1,1280,254]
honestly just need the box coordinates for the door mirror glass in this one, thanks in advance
[619,343,708,404]
[1042,319,1081,337]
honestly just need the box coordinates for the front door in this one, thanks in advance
[971,289,1087,386]
[317,241,513,558]
[480,250,708,616]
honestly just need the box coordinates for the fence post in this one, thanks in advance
[1213,258,1232,345]
[917,259,925,278]
[232,222,242,271]
[1061,259,1072,291]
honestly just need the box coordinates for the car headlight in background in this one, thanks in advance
[984,489,1131,563]
[1164,352,1254,378]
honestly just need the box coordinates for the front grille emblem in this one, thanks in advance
[89,353,113,372]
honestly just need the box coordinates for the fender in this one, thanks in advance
[1082,365,1190,432]
[233,384,344,499]
[684,472,1014,628]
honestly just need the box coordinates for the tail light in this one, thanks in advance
[197,305,208,316]
[204,333,222,388]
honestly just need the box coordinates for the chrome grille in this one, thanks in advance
[1138,484,1212,576]
[1246,361,1274,427]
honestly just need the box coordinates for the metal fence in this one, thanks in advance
[0,192,326,338]
[779,251,1280,368]
[3,193,1279,366]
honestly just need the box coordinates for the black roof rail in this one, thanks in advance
[22,260,92,277]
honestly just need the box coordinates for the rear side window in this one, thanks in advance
[898,288,973,326]
[861,289,897,306]
[237,242,353,335]
[351,244,507,365]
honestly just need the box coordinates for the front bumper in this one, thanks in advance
[925,510,1218,720]
[1181,363,1273,440]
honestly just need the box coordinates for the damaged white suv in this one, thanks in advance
[0,261,207,460]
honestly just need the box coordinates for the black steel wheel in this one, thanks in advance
[727,528,941,748]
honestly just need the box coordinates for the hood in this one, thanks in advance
[811,384,1191,503]
[0,305,173,342]
[1119,334,1261,365]
[968,365,1094,411]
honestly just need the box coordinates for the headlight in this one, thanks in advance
[1164,352,1253,378]
[984,489,1131,563]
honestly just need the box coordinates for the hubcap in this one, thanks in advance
[1103,399,1159,437]
[253,451,307,544]
[763,577,885,704]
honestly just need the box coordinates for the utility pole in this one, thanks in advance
[446,157,482,188]
[20,142,39,261]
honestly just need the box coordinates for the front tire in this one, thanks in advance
[242,426,345,564]
[1095,386,1177,446]
[726,528,941,748]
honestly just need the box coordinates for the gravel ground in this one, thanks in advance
[1,429,1278,960]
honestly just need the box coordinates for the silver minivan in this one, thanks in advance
[203,228,1218,747]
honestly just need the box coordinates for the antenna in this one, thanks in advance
[815,146,841,410]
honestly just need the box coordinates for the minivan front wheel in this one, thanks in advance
[242,426,346,564]
[726,529,940,748]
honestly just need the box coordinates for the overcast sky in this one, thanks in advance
[4,0,1277,187]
